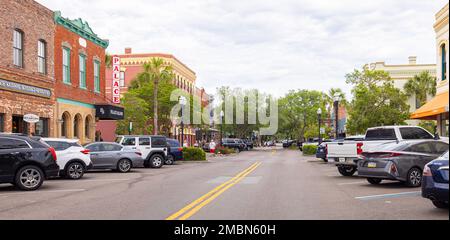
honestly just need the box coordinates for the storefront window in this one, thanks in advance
[12,115,28,135]
[35,118,49,137]
[74,114,82,139]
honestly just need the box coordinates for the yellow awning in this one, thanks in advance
[411,91,449,120]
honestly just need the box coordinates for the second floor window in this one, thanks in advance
[37,40,46,74]
[13,29,23,67]
[120,71,125,87]
[94,61,100,93]
[63,48,71,84]
[79,54,86,89]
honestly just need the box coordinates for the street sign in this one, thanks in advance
[23,114,40,123]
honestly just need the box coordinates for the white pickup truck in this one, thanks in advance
[326,126,439,176]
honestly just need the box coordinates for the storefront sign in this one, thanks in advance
[95,105,125,120]
[0,78,51,98]
[112,56,121,104]
[23,114,40,123]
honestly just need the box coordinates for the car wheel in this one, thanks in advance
[337,166,356,176]
[149,154,164,168]
[66,162,85,180]
[15,166,44,191]
[117,159,132,173]
[432,200,449,209]
[367,178,382,185]
[406,167,422,187]
[165,155,175,165]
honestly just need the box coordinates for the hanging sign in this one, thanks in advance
[112,56,121,104]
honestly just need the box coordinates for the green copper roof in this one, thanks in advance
[54,11,109,49]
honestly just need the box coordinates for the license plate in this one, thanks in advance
[368,162,377,168]
[339,158,346,163]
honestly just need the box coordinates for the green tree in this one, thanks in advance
[134,58,174,135]
[117,91,152,135]
[404,71,436,109]
[346,67,410,134]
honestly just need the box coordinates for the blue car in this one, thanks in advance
[422,151,449,209]
[166,139,183,165]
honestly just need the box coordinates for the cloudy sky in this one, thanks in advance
[37,0,447,97]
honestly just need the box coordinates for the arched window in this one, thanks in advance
[441,44,447,81]
[74,114,82,139]
[61,112,71,138]
[85,115,93,140]
[13,29,24,67]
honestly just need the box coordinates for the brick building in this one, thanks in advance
[0,0,55,136]
[53,11,123,144]
[101,48,210,145]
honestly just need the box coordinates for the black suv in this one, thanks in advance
[222,138,246,153]
[0,134,59,191]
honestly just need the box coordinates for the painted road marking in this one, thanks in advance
[166,162,261,220]
[355,191,421,201]
[178,162,262,220]
[207,176,262,185]
[0,189,86,197]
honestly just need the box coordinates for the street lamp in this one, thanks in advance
[317,108,322,144]
[220,110,224,146]
[179,96,187,147]
[333,94,341,139]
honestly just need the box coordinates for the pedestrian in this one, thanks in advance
[209,140,216,154]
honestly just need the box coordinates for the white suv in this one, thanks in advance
[42,138,92,179]
[115,135,168,168]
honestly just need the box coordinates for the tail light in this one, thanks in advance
[356,142,364,155]
[376,152,403,158]
[135,152,142,156]
[49,147,57,161]
[80,149,90,155]
[423,164,432,177]
[390,163,398,176]
[325,144,328,155]
[178,148,183,151]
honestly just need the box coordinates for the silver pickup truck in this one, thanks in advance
[326,126,440,176]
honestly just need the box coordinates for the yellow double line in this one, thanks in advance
[166,162,262,220]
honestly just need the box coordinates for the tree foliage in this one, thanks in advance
[404,71,436,108]
[346,67,410,135]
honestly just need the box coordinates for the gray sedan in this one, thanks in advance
[84,142,145,173]
[358,140,449,187]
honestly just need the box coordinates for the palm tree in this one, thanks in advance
[404,71,436,109]
[324,88,347,110]
[135,58,174,135]
[105,53,112,68]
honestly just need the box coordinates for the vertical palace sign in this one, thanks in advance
[112,56,121,104]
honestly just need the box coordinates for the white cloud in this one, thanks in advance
[36,0,448,98]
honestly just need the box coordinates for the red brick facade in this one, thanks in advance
[54,25,107,105]
[0,0,56,136]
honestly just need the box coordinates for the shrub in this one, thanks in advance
[215,146,236,155]
[182,147,206,161]
[302,144,318,155]
[288,145,298,150]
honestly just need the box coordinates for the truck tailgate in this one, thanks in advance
[327,142,358,158]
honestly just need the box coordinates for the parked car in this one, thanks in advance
[166,138,183,165]
[42,138,92,180]
[327,126,436,176]
[422,151,449,209]
[222,138,246,153]
[84,142,144,172]
[316,140,333,161]
[358,140,449,187]
[116,135,168,168]
[0,134,59,191]
[243,139,254,150]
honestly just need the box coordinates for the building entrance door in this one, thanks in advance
[12,115,28,135]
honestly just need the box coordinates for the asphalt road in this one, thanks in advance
[0,147,448,220]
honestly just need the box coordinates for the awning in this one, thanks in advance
[411,91,449,120]
[95,104,124,120]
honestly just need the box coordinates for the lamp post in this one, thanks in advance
[333,94,341,139]
[179,97,187,147]
[220,110,224,146]
[317,108,322,144]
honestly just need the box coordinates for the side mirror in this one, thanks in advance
[434,133,441,140]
